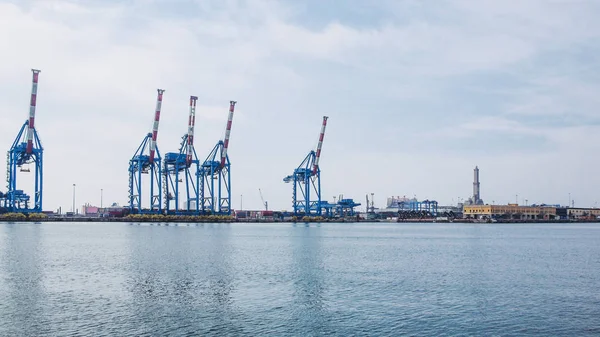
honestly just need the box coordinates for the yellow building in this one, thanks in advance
[463,204,558,220]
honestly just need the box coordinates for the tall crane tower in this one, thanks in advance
[128,89,165,214]
[4,69,44,213]
[283,116,328,216]
[199,101,237,215]
[163,96,201,214]
[259,188,268,211]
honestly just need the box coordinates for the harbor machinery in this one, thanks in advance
[163,96,201,214]
[259,188,268,211]
[4,69,44,213]
[320,197,361,218]
[283,116,328,216]
[199,101,237,215]
[335,197,361,217]
[128,89,165,214]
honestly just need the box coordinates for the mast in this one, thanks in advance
[186,96,198,165]
[220,100,236,167]
[26,69,41,154]
[312,116,328,174]
[149,89,165,164]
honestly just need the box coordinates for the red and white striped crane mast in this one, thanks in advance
[148,89,165,164]
[4,68,45,213]
[128,88,165,214]
[26,69,41,154]
[186,96,198,166]
[199,100,238,215]
[312,116,328,175]
[220,100,237,168]
[163,95,201,214]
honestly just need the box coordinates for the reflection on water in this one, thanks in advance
[290,224,331,334]
[204,225,235,309]
[0,223,47,336]
[463,225,492,322]
[125,223,241,335]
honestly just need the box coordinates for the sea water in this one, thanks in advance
[1,222,599,336]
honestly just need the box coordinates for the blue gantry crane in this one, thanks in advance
[3,69,44,213]
[335,198,361,217]
[199,101,237,215]
[163,96,201,214]
[283,116,329,216]
[128,89,165,214]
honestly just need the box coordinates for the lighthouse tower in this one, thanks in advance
[472,166,483,205]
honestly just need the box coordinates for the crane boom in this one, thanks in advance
[149,89,165,164]
[259,188,268,210]
[220,100,237,168]
[312,116,328,175]
[186,96,198,165]
[26,69,41,154]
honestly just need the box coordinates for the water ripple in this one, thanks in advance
[0,222,599,336]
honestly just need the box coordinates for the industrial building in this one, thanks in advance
[564,207,600,220]
[385,196,439,214]
[464,204,558,220]
[464,204,600,221]
[83,203,128,218]
[362,195,454,220]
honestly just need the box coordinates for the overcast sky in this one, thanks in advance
[1,0,600,212]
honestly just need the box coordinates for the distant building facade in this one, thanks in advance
[82,204,99,217]
[566,208,600,220]
[464,204,600,221]
[464,204,558,220]
[81,202,127,217]
[386,196,416,209]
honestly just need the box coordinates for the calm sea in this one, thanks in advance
[1,222,599,336]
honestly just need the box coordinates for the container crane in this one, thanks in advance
[259,188,268,211]
[199,101,237,215]
[283,116,328,216]
[128,89,165,214]
[164,96,201,214]
[4,69,44,213]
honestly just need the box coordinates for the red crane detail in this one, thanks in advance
[220,101,237,168]
[26,69,41,154]
[312,116,328,175]
[149,89,165,164]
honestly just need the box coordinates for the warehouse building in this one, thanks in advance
[464,204,600,221]
[463,204,558,220]
[565,208,600,220]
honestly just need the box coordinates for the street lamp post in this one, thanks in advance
[101,188,103,208]
[72,184,76,214]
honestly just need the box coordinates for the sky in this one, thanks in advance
[1,0,600,212]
